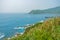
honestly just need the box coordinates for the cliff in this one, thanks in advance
[6,17,60,40]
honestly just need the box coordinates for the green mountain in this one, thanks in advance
[29,6,60,14]
[29,10,44,14]
[5,17,60,40]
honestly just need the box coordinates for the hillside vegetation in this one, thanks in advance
[6,17,60,40]
[29,7,60,14]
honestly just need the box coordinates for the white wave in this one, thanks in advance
[20,32,24,35]
[14,27,25,30]
[40,20,44,22]
[0,33,5,39]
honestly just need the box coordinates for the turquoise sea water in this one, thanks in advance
[0,13,60,39]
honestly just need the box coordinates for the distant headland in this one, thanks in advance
[29,6,60,14]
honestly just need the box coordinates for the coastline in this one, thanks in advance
[8,17,60,40]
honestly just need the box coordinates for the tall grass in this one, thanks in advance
[5,17,60,40]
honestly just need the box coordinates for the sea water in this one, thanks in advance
[0,13,60,39]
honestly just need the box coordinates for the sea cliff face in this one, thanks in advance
[5,17,60,40]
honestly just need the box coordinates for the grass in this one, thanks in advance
[5,17,60,40]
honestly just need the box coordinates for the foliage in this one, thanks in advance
[6,17,60,40]
[29,7,60,14]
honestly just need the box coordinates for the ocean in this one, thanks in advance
[0,13,60,39]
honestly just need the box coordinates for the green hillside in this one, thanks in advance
[5,17,60,40]
[29,7,60,14]
[29,10,44,14]
[43,7,60,13]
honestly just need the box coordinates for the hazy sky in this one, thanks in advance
[0,0,60,13]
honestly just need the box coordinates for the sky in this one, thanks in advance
[0,0,60,13]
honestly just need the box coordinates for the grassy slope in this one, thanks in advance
[6,17,60,40]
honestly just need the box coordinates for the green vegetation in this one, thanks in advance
[29,10,44,14]
[5,17,60,40]
[29,7,60,14]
